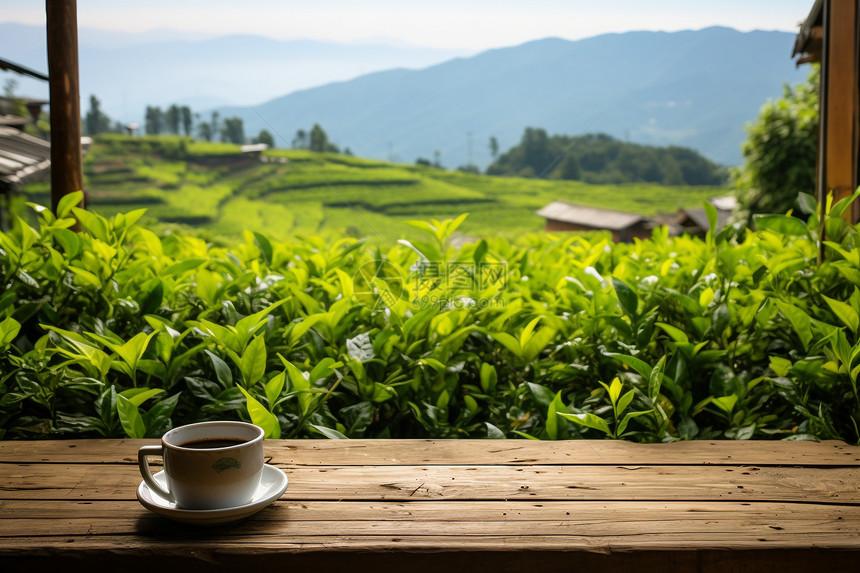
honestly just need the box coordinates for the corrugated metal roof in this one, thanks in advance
[0,126,51,185]
[536,201,646,230]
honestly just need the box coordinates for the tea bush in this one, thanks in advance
[51,135,722,241]
[1,191,859,443]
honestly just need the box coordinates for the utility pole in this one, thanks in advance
[46,0,83,221]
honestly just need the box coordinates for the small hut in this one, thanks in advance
[536,201,652,242]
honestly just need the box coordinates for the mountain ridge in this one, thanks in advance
[0,22,472,113]
[0,24,806,167]
[222,26,805,168]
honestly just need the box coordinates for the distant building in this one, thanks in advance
[240,143,269,154]
[536,201,652,242]
[674,196,737,236]
[0,126,51,230]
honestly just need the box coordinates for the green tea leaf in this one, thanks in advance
[703,199,718,233]
[753,214,808,236]
[163,258,207,277]
[510,430,540,440]
[237,385,281,438]
[655,322,689,344]
[287,314,325,343]
[545,391,565,440]
[0,316,21,348]
[824,241,860,266]
[114,331,157,373]
[711,394,738,414]
[463,395,478,415]
[796,192,818,216]
[116,395,146,439]
[57,191,84,218]
[480,362,497,394]
[206,350,233,389]
[310,424,348,439]
[711,303,730,338]
[648,355,666,401]
[140,279,164,315]
[616,409,653,436]
[53,228,81,257]
[235,300,286,342]
[69,266,101,287]
[240,335,267,387]
[72,207,109,241]
[821,294,860,332]
[309,358,341,383]
[769,356,792,377]
[830,188,860,217]
[253,231,273,265]
[612,277,638,318]
[527,382,556,408]
[774,299,812,351]
[616,389,635,416]
[521,324,556,363]
[518,316,542,349]
[485,422,506,439]
[142,393,180,436]
[473,239,488,266]
[281,358,312,416]
[558,412,612,436]
[264,371,286,406]
[609,353,653,380]
[119,387,165,407]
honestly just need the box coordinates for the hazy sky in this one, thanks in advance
[3,0,815,50]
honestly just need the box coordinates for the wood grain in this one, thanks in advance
[2,500,859,545]
[0,439,858,573]
[1,462,857,503]
[2,439,858,466]
[46,0,84,221]
[823,0,859,222]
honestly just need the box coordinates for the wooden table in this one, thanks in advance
[1,439,859,572]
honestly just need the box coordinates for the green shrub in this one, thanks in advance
[1,191,859,443]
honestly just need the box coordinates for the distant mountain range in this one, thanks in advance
[1,24,806,168]
[0,23,471,114]
[226,27,807,168]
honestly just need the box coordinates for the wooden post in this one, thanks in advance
[823,0,860,223]
[46,0,83,217]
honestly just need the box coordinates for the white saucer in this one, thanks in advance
[137,463,288,525]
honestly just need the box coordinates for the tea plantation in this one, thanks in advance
[19,135,722,242]
[1,189,859,443]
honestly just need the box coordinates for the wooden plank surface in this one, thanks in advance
[1,500,859,547]
[0,439,858,573]
[0,499,855,522]
[2,438,858,466]
[1,463,857,503]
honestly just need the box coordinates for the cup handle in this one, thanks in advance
[138,444,174,502]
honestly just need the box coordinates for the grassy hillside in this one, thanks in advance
[22,135,725,243]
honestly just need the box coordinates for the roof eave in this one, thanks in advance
[793,0,825,61]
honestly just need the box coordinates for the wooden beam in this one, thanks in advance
[824,0,860,223]
[46,0,83,218]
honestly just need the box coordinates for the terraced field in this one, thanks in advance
[22,135,726,243]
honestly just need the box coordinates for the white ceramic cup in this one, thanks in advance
[138,421,265,510]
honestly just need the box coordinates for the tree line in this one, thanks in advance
[290,124,351,155]
[82,95,275,147]
[486,129,728,186]
[81,96,356,156]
